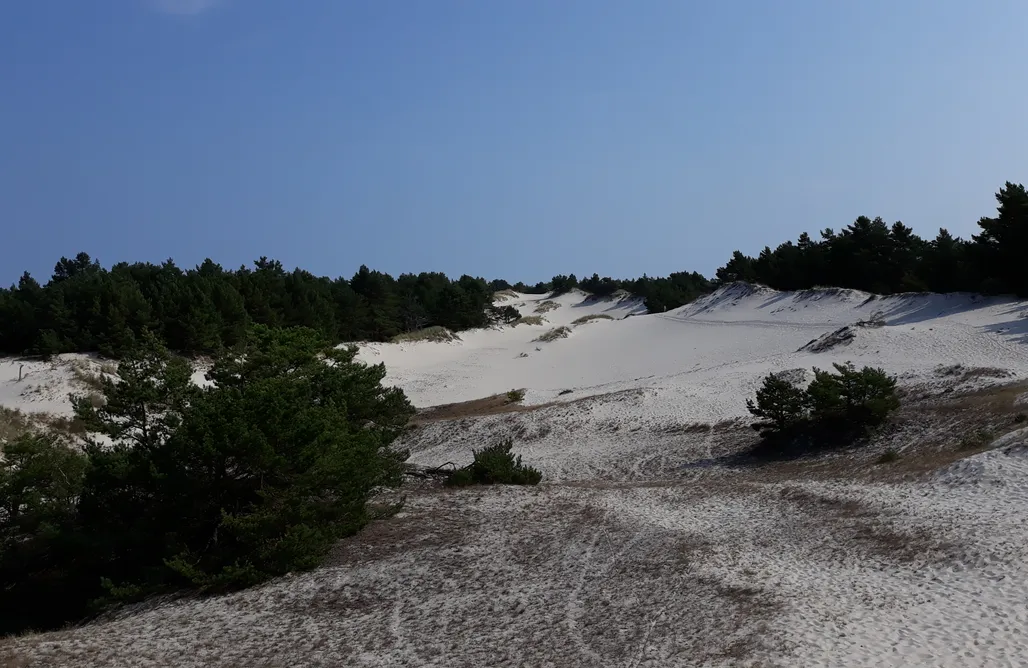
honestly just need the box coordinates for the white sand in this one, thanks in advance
[4,284,1028,667]
[0,353,112,417]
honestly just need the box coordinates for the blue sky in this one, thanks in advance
[2,1,1026,287]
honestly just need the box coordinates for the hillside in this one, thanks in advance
[4,284,1028,666]
[362,284,1028,481]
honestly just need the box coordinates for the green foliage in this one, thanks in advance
[0,432,90,633]
[445,439,542,487]
[549,274,579,295]
[747,363,900,455]
[489,304,521,324]
[0,325,415,635]
[72,329,196,450]
[745,374,808,438]
[806,363,900,430]
[578,271,713,312]
[1,181,1024,359]
[876,450,901,464]
[506,388,526,403]
[0,255,494,356]
[714,182,1028,297]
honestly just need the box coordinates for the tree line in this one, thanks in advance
[714,182,1028,297]
[1,181,1024,357]
[492,271,713,314]
[0,258,495,357]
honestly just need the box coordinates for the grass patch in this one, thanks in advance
[0,404,95,443]
[534,326,571,343]
[506,388,525,404]
[958,428,995,451]
[512,315,545,327]
[390,327,460,343]
[493,289,519,301]
[533,301,560,314]
[69,359,104,392]
[571,314,614,325]
[35,413,90,436]
[445,439,542,487]
[0,407,33,443]
[875,449,901,464]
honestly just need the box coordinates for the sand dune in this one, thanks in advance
[4,284,1028,667]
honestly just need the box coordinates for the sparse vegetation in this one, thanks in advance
[506,389,525,404]
[876,449,901,464]
[0,407,32,443]
[513,315,545,327]
[958,428,995,451]
[444,439,542,487]
[68,359,104,392]
[391,326,460,343]
[533,301,560,314]
[534,326,572,343]
[0,406,95,443]
[34,413,90,436]
[571,314,614,325]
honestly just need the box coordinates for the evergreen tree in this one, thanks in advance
[973,182,1028,295]
[0,432,90,633]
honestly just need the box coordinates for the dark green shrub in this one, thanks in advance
[77,326,414,594]
[0,325,416,635]
[746,374,808,437]
[807,363,899,429]
[0,432,90,633]
[876,449,901,464]
[507,388,526,403]
[958,428,994,450]
[747,363,900,456]
[445,439,541,487]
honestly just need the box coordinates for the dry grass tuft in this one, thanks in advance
[534,326,571,343]
[391,327,461,344]
[533,301,560,314]
[571,314,614,326]
[34,413,90,436]
[512,315,545,327]
[0,407,33,443]
[69,359,104,392]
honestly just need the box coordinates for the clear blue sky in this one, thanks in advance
[2,1,1026,287]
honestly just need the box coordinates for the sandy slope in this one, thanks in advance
[4,284,1028,667]
[374,285,1028,479]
